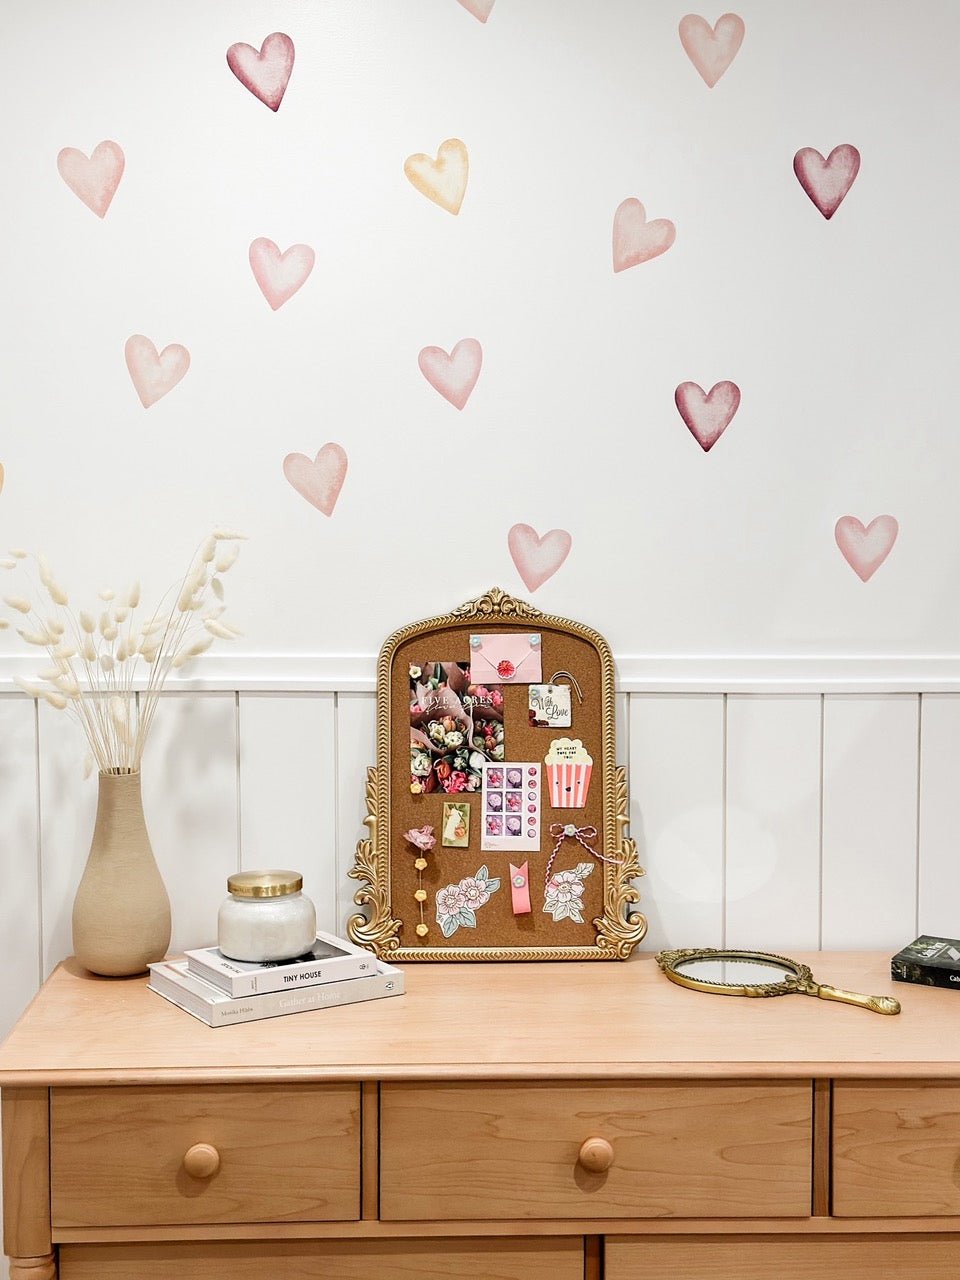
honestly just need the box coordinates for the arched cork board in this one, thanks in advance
[347,588,647,961]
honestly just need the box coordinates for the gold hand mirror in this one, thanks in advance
[656,947,900,1015]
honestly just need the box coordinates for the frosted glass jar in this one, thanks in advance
[217,870,317,962]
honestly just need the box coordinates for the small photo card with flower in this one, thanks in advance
[409,661,505,797]
[481,761,541,853]
[528,683,572,729]
[441,801,470,848]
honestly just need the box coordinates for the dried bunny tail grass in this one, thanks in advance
[101,623,118,642]
[18,628,54,646]
[213,529,247,540]
[126,581,141,608]
[45,617,65,636]
[38,666,66,682]
[57,673,81,697]
[139,644,160,664]
[15,677,43,697]
[0,620,9,631]
[204,619,239,640]
[4,595,31,614]
[99,587,115,601]
[99,654,115,673]
[200,537,216,563]
[79,610,96,633]
[108,696,132,738]
[54,643,76,659]
[41,689,68,710]
[210,577,224,601]
[140,617,165,636]
[47,580,68,607]
[172,636,214,667]
[114,606,130,623]
[215,547,240,574]
[0,559,16,570]
[8,550,27,560]
[82,635,97,662]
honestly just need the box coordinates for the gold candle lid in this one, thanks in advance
[227,870,303,899]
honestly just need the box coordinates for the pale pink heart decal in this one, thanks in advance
[404,139,469,215]
[612,199,676,273]
[124,335,190,409]
[679,13,745,87]
[794,145,861,219]
[508,524,572,593]
[226,32,295,111]
[675,381,741,452]
[457,0,495,20]
[249,238,315,310]
[283,445,348,517]
[835,515,899,582]
[418,339,482,410]
[57,141,125,218]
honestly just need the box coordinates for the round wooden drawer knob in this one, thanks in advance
[577,1137,614,1173]
[182,1143,220,1179]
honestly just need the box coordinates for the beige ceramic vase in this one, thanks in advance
[72,771,171,977]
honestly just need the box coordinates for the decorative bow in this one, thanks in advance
[544,822,621,886]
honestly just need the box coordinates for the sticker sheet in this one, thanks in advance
[481,762,541,852]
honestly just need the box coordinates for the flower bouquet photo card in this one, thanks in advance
[409,660,505,796]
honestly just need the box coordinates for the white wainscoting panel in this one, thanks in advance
[917,694,960,939]
[821,695,920,950]
[724,695,822,952]
[238,692,338,936]
[335,693,378,936]
[140,693,239,956]
[37,702,98,979]
[0,698,39,1041]
[629,694,725,953]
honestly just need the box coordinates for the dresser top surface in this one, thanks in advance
[0,951,956,1086]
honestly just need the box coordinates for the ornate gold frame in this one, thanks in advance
[347,587,647,961]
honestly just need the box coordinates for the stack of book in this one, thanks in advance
[148,929,403,1026]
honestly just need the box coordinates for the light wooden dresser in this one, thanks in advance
[2,952,960,1280]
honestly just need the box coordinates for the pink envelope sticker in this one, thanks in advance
[470,633,542,685]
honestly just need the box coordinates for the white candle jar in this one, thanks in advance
[217,870,317,962]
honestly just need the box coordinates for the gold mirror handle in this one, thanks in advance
[813,983,901,1016]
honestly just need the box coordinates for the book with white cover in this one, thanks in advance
[149,957,404,1027]
[184,929,374,996]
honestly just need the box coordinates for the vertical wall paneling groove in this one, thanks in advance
[140,693,239,955]
[724,695,822,952]
[0,697,41,1038]
[37,701,98,979]
[629,694,724,952]
[238,693,338,935]
[334,693,377,935]
[821,695,920,949]
[917,694,960,938]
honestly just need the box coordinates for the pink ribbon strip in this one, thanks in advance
[509,862,532,914]
[544,823,622,887]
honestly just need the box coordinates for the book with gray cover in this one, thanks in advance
[150,956,404,1026]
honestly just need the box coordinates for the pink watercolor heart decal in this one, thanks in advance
[249,238,315,310]
[794,145,861,219]
[418,339,482,410]
[124,335,190,409]
[227,32,295,111]
[675,381,741,452]
[457,0,495,20]
[613,199,676,273]
[835,515,898,582]
[57,141,125,218]
[283,445,348,517]
[679,13,745,87]
[508,524,572,593]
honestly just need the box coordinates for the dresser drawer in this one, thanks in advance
[51,1084,360,1227]
[59,1238,584,1280]
[380,1080,812,1220]
[605,1235,960,1280]
[833,1081,960,1216]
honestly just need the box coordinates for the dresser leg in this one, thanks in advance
[9,1252,57,1280]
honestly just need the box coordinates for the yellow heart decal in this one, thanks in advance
[404,138,468,215]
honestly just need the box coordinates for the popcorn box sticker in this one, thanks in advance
[545,738,593,808]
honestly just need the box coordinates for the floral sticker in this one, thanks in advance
[435,865,501,938]
[543,862,594,924]
[410,661,505,795]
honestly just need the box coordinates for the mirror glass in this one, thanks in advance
[673,957,795,986]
